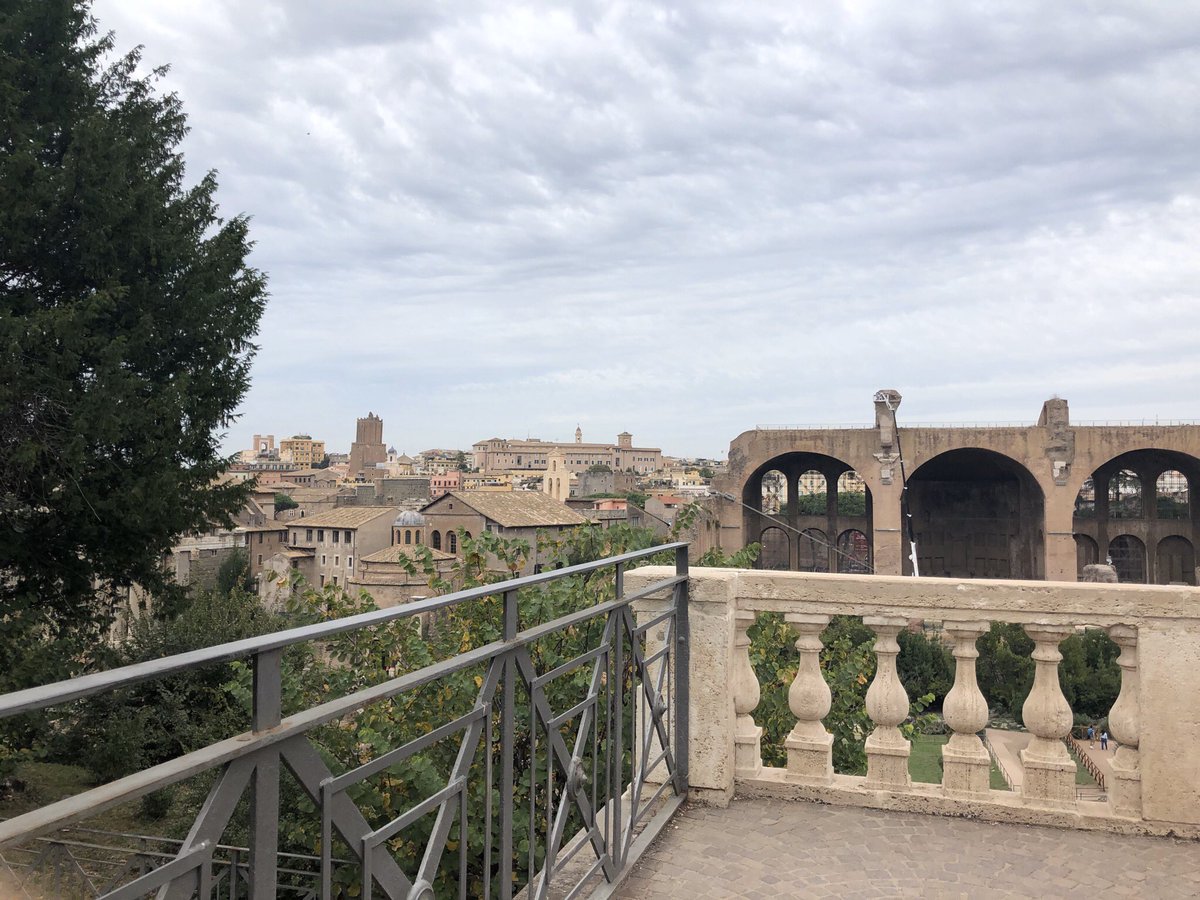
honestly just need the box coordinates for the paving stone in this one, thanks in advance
[611,799,1200,899]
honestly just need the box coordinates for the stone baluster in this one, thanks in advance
[940,621,991,797]
[732,610,763,778]
[1019,624,1076,808]
[784,614,833,785]
[1106,624,1141,817]
[863,617,911,791]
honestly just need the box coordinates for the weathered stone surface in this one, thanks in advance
[1081,563,1119,583]
[631,565,1200,829]
[614,800,1200,899]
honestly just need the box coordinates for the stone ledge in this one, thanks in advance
[735,767,1200,841]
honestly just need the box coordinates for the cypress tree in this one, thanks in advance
[0,1,268,694]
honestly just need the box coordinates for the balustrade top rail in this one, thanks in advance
[728,568,1200,626]
[755,419,1200,431]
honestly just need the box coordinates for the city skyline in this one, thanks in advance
[92,1,1200,459]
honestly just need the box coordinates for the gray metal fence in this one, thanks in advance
[0,543,690,899]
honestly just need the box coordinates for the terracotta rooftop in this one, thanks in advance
[428,491,590,528]
[294,506,399,529]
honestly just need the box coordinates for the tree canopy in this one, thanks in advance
[0,1,267,691]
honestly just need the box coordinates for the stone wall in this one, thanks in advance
[629,566,1200,836]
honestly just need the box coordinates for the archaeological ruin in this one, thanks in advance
[711,392,1200,583]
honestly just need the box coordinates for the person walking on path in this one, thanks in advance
[1087,725,1095,747]
[1100,730,1109,751]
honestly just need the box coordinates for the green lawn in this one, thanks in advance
[1066,744,1098,786]
[909,734,1011,790]
[909,734,948,783]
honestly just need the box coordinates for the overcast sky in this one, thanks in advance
[91,1,1200,459]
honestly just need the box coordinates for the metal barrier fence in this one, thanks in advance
[0,543,690,899]
[981,733,1014,792]
[0,827,347,898]
[1066,734,1107,791]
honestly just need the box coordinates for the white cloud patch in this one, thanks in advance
[92,0,1200,457]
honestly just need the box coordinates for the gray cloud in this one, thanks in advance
[91,0,1200,457]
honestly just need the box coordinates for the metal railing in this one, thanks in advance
[0,827,349,898]
[0,543,690,899]
[1066,735,1107,791]
[981,733,1015,793]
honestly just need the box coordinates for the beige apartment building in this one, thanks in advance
[279,435,325,467]
[240,524,289,580]
[472,429,662,475]
[270,506,400,590]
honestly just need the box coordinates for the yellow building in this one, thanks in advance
[280,434,326,467]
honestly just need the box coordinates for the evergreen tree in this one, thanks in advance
[0,1,268,693]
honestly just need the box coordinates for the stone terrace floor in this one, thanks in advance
[612,799,1200,899]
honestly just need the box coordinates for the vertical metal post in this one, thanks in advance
[229,848,240,899]
[249,648,282,900]
[610,565,624,870]
[499,589,518,900]
[674,545,690,795]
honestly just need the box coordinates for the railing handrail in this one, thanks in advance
[981,732,1015,792]
[0,542,688,719]
[1066,734,1107,791]
[756,420,1200,430]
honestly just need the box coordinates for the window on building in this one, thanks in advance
[405,529,412,545]
[320,575,325,587]
[432,530,441,550]
[334,556,339,566]
[332,576,338,586]
[345,530,352,543]
[415,530,422,544]
[317,529,324,542]
[449,532,457,553]
[257,554,262,565]
[332,530,339,543]
[322,555,326,565]
[244,534,250,546]
[306,528,313,541]
[348,557,353,571]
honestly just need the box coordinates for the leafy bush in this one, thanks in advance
[748,615,935,774]
[64,588,277,783]
[974,623,1120,723]
[898,630,954,707]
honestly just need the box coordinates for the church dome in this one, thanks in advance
[394,510,426,527]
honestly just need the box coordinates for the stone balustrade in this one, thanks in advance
[629,567,1200,837]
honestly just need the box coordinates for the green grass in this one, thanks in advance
[909,733,948,783]
[909,734,1011,790]
[989,761,1010,790]
[1066,744,1098,786]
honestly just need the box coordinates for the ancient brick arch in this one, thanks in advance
[740,452,871,573]
[905,448,1045,580]
[1072,447,1200,584]
[713,393,1200,582]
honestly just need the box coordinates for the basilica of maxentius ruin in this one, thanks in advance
[706,391,1200,584]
